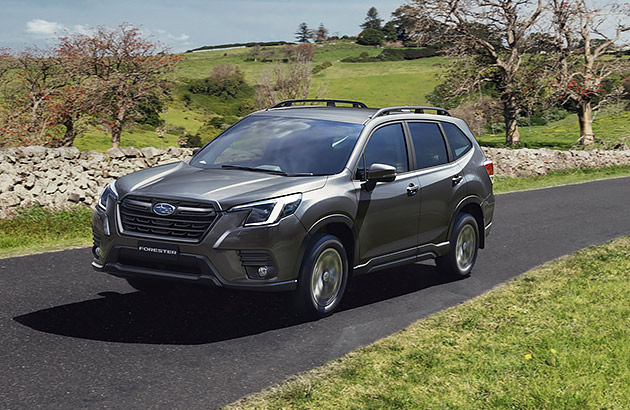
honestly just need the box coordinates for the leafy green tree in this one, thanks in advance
[382,21,398,42]
[357,28,385,46]
[361,7,383,30]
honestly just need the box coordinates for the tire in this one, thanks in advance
[126,277,173,295]
[293,234,348,318]
[436,213,479,278]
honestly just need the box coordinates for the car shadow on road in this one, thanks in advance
[13,263,461,345]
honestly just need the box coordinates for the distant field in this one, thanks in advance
[177,43,445,107]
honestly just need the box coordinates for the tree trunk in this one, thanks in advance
[111,107,125,148]
[503,94,521,146]
[48,114,76,147]
[577,100,595,145]
[111,122,122,149]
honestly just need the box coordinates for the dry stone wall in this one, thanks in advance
[482,147,630,178]
[0,146,193,218]
[1,145,629,217]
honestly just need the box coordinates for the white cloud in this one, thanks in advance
[24,19,190,50]
[145,28,191,49]
[25,19,65,37]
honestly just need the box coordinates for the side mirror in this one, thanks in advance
[363,163,396,191]
[192,148,200,156]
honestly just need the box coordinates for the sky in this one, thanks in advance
[0,0,404,52]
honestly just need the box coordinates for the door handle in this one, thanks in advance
[407,183,419,196]
[452,175,463,186]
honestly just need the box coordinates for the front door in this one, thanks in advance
[354,123,421,267]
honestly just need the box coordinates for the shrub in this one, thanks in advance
[341,52,372,63]
[342,47,439,63]
[208,116,225,128]
[356,28,384,46]
[178,133,202,148]
[313,61,333,74]
[188,64,246,99]
[197,124,221,144]
[451,97,502,136]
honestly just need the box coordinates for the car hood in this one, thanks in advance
[115,161,328,209]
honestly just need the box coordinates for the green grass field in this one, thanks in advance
[227,236,630,409]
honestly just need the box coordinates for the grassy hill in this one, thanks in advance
[73,41,628,152]
[74,42,446,151]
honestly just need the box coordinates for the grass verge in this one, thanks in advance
[227,236,630,409]
[0,205,93,259]
[492,164,630,194]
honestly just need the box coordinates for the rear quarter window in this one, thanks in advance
[441,122,472,160]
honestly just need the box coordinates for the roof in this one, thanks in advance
[249,103,456,126]
[251,106,378,125]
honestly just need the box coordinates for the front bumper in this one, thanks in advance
[91,202,307,292]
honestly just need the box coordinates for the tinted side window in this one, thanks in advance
[362,124,409,176]
[408,122,448,169]
[441,122,472,159]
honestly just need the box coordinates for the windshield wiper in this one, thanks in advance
[221,165,287,176]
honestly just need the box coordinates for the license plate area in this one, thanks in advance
[137,241,179,261]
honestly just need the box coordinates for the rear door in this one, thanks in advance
[406,121,468,246]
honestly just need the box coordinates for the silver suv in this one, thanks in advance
[92,99,495,317]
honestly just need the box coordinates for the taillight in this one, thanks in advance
[484,160,494,182]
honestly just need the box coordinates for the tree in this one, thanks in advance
[405,0,545,146]
[282,43,316,62]
[361,7,383,30]
[549,0,630,145]
[247,44,262,61]
[357,28,385,46]
[1,47,70,147]
[260,47,276,62]
[295,43,316,61]
[382,21,398,43]
[56,24,181,148]
[295,23,312,43]
[188,64,246,99]
[314,23,329,43]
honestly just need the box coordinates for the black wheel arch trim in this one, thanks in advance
[447,195,485,249]
[296,214,359,279]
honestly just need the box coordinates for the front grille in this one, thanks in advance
[119,196,218,241]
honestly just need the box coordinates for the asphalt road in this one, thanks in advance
[1,177,629,409]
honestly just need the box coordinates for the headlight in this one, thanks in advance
[97,181,119,210]
[230,193,302,226]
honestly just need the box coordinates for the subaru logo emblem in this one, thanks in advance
[152,203,175,216]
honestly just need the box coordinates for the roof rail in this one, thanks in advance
[369,106,450,120]
[269,99,368,109]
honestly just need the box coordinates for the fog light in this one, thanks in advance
[92,246,101,259]
[257,266,269,278]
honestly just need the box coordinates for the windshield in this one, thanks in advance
[190,115,364,176]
